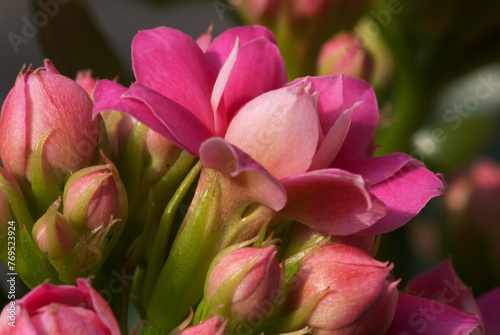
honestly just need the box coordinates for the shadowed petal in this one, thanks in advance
[386,293,481,335]
[276,169,386,235]
[477,287,500,334]
[200,137,286,211]
[132,27,217,133]
[338,153,445,235]
[225,84,319,179]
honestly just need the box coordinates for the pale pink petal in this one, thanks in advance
[123,83,213,156]
[211,38,239,136]
[275,169,386,235]
[338,153,446,235]
[195,25,213,52]
[225,84,319,179]
[477,287,500,334]
[77,278,121,335]
[386,293,481,335]
[222,37,287,122]
[205,25,276,73]
[0,303,37,334]
[200,137,286,211]
[132,27,216,133]
[408,259,481,316]
[309,102,359,170]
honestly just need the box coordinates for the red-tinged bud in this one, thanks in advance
[62,156,127,234]
[284,244,398,334]
[178,315,228,335]
[206,246,282,322]
[0,60,98,183]
[32,198,80,260]
[317,32,373,80]
[0,167,24,233]
[235,0,281,24]
[75,70,99,98]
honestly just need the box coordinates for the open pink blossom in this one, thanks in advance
[386,259,482,334]
[200,75,444,235]
[0,278,120,335]
[93,25,287,156]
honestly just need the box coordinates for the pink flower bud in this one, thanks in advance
[0,277,120,335]
[0,60,98,182]
[317,32,373,80]
[63,158,127,233]
[285,244,398,334]
[179,315,228,335]
[32,198,80,260]
[0,167,23,233]
[206,246,282,322]
[235,0,281,23]
[75,70,99,97]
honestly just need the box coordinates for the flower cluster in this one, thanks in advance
[0,24,496,335]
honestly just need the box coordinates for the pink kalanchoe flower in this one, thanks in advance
[93,25,287,156]
[0,60,98,182]
[178,315,227,335]
[206,246,282,322]
[201,75,445,235]
[284,243,399,334]
[386,259,482,334]
[0,278,120,335]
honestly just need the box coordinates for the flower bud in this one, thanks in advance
[0,167,24,232]
[317,31,373,80]
[75,70,99,98]
[235,0,280,24]
[206,246,282,322]
[179,315,228,335]
[32,198,80,260]
[284,244,398,334]
[63,157,127,234]
[0,60,98,182]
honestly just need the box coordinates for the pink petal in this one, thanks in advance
[122,83,214,156]
[221,37,287,122]
[338,153,445,235]
[195,25,213,52]
[77,278,121,335]
[386,293,481,335]
[92,79,128,119]
[308,101,359,170]
[225,84,319,179]
[200,137,287,211]
[132,27,217,133]
[20,283,85,312]
[0,303,37,335]
[408,259,481,316]
[275,169,386,235]
[477,287,500,334]
[205,25,277,73]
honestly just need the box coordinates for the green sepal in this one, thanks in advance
[30,128,63,215]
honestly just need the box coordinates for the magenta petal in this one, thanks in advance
[386,293,481,335]
[222,37,287,122]
[132,27,216,133]
[276,169,386,235]
[200,137,287,211]
[477,287,500,334]
[206,25,277,73]
[123,83,213,156]
[409,259,481,316]
[339,153,445,235]
[92,79,128,119]
[77,278,121,335]
[225,84,319,179]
